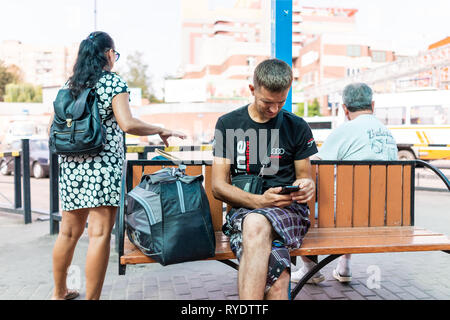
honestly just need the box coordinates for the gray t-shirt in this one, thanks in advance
[318,114,398,160]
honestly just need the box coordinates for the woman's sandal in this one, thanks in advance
[64,290,80,300]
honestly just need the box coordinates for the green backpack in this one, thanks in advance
[49,87,110,156]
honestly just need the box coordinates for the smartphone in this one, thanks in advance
[279,185,300,195]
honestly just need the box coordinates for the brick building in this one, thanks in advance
[0,40,78,87]
[295,33,398,115]
[170,0,360,106]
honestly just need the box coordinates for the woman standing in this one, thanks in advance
[51,31,186,300]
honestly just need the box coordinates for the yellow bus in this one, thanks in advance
[374,90,450,160]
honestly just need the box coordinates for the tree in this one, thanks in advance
[3,83,42,102]
[294,98,321,117]
[121,51,155,101]
[0,61,21,102]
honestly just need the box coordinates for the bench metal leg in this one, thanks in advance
[218,259,239,270]
[290,254,342,300]
[443,250,450,254]
[119,264,126,275]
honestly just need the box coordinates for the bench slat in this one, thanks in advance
[402,165,412,226]
[353,165,370,227]
[318,165,335,227]
[304,227,442,238]
[336,165,353,227]
[120,227,450,265]
[132,165,164,188]
[205,165,225,231]
[122,232,235,264]
[296,234,450,255]
[307,164,317,228]
[386,165,403,226]
[369,165,387,226]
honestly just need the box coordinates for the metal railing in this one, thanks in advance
[415,160,450,192]
[0,139,32,224]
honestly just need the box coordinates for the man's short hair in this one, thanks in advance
[253,59,293,92]
[342,83,373,112]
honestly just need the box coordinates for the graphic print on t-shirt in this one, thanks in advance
[213,105,318,191]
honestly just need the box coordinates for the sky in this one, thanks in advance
[0,0,449,96]
[299,0,449,53]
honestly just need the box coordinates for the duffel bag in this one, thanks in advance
[125,166,216,265]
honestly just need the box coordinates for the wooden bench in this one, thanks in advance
[117,159,450,300]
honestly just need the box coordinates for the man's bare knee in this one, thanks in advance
[242,213,272,246]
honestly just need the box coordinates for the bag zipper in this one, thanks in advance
[176,180,186,213]
[129,191,157,225]
[54,130,85,135]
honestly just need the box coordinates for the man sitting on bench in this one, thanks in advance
[292,82,398,285]
[211,59,318,300]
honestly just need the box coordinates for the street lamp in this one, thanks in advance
[94,0,97,31]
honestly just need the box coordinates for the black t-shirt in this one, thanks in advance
[213,105,318,191]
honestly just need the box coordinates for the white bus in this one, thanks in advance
[305,90,450,160]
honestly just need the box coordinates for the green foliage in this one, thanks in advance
[294,98,321,117]
[4,83,42,102]
[0,61,20,102]
[149,94,163,103]
[122,51,153,101]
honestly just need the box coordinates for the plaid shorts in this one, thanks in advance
[222,202,311,293]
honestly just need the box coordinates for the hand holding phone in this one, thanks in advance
[278,185,300,195]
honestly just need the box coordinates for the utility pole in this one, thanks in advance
[94,0,97,31]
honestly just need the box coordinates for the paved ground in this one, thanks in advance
[0,189,449,300]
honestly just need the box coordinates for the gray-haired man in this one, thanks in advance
[212,59,318,299]
[292,82,398,284]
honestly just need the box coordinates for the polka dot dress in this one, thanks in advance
[59,71,130,211]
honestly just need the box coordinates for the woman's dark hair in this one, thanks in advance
[68,31,115,98]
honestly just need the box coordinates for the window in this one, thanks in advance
[375,107,406,125]
[347,45,361,57]
[410,105,449,125]
[346,68,360,76]
[372,51,386,62]
[246,56,256,67]
[302,71,316,85]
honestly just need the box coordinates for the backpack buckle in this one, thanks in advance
[66,118,73,128]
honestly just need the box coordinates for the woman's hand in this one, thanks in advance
[159,129,187,147]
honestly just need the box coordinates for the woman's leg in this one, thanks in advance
[85,206,117,300]
[52,209,89,299]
